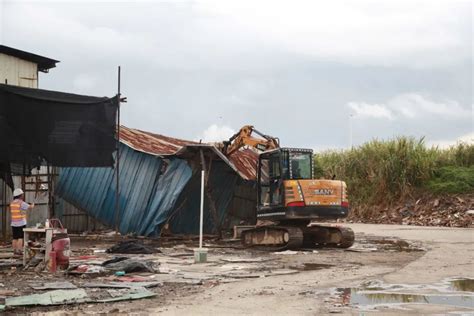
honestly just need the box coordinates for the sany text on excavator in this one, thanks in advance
[222,125,355,250]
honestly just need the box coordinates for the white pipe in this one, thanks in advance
[199,169,205,249]
[349,114,353,149]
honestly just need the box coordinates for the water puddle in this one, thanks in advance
[450,278,474,292]
[290,263,334,271]
[301,263,334,271]
[353,236,425,252]
[336,278,474,310]
[346,290,474,309]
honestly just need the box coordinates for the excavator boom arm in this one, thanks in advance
[223,125,279,155]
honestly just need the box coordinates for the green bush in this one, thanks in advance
[314,138,474,205]
[427,166,474,194]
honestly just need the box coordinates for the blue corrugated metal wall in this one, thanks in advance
[169,161,240,234]
[56,144,192,236]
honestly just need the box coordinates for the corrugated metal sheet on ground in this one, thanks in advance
[55,144,192,236]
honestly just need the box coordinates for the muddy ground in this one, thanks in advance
[1,223,473,315]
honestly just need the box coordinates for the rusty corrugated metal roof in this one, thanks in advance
[119,125,259,181]
[119,126,197,156]
[228,148,259,180]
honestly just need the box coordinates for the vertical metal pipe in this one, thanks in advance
[199,169,204,249]
[114,66,121,234]
[2,172,6,240]
[349,114,353,149]
[47,163,52,218]
[199,149,206,249]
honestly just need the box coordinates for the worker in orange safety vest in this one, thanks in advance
[10,188,35,255]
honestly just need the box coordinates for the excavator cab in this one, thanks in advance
[257,147,350,222]
[257,148,313,208]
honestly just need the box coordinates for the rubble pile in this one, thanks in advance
[349,194,474,227]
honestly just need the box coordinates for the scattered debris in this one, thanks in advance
[103,258,157,273]
[0,289,15,296]
[82,282,161,289]
[30,282,77,290]
[106,240,159,254]
[220,258,271,263]
[349,194,474,227]
[274,250,299,255]
[4,288,157,309]
[95,289,156,303]
[345,247,377,253]
[6,289,88,307]
[68,264,107,275]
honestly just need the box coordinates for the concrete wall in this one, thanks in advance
[0,53,38,88]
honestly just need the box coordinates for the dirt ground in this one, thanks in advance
[1,223,473,315]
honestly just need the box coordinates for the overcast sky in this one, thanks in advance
[0,0,472,150]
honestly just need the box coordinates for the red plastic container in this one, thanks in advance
[48,251,57,272]
[47,219,71,270]
[52,233,70,269]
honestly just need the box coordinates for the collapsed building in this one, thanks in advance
[55,127,259,236]
[0,45,259,239]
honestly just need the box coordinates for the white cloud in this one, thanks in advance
[429,132,474,148]
[348,93,471,120]
[196,124,235,143]
[348,102,394,119]
[198,0,471,68]
[3,0,471,71]
[388,93,471,119]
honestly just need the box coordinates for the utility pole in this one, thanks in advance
[349,114,354,149]
[115,66,121,235]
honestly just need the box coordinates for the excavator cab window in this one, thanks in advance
[288,151,312,180]
[258,150,283,207]
[269,153,282,205]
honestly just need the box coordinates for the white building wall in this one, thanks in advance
[0,52,45,237]
[0,53,38,88]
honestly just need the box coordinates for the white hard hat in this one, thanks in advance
[13,188,24,197]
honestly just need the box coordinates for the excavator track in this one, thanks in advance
[241,226,304,251]
[241,224,354,250]
[302,225,355,249]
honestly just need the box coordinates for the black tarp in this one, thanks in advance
[0,84,118,177]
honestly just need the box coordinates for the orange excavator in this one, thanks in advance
[222,125,354,250]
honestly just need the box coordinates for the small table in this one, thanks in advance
[23,228,54,266]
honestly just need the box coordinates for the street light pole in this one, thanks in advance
[349,114,354,149]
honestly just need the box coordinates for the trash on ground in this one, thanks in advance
[5,289,88,307]
[30,282,77,290]
[106,240,159,254]
[68,264,107,275]
[82,281,161,289]
[103,258,158,273]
